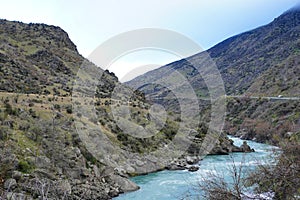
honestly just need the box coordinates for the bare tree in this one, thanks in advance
[247,142,300,200]
[188,140,299,200]
[183,155,275,200]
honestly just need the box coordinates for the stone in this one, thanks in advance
[33,169,56,180]
[12,171,23,181]
[240,141,254,152]
[65,168,82,179]
[166,163,186,170]
[186,156,198,165]
[7,192,32,200]
[4,178,17,190]
[74,147,81,157]
[135,159,144,167]
[80,168,90,177]
[93,165,101,178]
[188,165,199,172]
[110,174,140,192]
[286,132,294,137]
[109,187,120,197]
[114,167,128,177]
[29,156,51,169]
[57,180,72,195]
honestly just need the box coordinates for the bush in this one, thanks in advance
[53,104,60,110]
[248,142,300,199]
[4,103,18,116]
[0,128,9,141]
[29,108,37,118]
[18,160,34,173]
[196,141,300,200]
[66,105,72,114]
[4,103,13,115]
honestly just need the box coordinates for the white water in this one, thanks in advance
[115,136,278,200]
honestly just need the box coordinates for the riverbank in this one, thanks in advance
[114,136,278,200]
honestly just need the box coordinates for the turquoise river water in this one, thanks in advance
[115,136,278,200]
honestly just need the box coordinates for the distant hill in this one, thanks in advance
[127,8,300,97]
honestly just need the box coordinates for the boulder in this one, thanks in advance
[57,180,72,195]
[4,178,17,190]
[186,156,198,165]
[188,166,199,172]
[110,174,140,192]
[240,141,255,152]
[166,158,187,170]
[166,164,186,170]
[12,171,23,181]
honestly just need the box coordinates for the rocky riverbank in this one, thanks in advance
[165,139,253,172]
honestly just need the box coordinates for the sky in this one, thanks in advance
[1,0,299,81]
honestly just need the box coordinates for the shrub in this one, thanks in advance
[18,160,34,173]
[66,105,72,114]
[53,104,60,110]
[4,103,13,115]
[29,108,37,118]
[248,142,300,199]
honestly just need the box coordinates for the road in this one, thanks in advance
[227,95,300,101]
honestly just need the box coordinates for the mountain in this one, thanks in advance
[0,19,246,199]
[0,19,141,199]
[126,8,300,144]
[127,8,300,97]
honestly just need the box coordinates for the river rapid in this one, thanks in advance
[115,136,278,200]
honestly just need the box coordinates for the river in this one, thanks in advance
[114,136,278,200]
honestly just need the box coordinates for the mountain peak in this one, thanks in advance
[274,4,300,26]
[0,19,78,52]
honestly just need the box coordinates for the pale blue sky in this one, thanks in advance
[1,0,299,81]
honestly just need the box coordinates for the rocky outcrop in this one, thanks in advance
[110,174,140,192]
[239,141,255,152]
[166,158,200,172]
[0,153,139,200]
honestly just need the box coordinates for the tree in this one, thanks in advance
[248,141,300,200]
[194,156,251,200]
[193,141,300,200]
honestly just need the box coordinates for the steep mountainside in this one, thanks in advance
[126,8,300,145]
[246,52,300,96]
[0,19,143,199]
[127,8,300,97]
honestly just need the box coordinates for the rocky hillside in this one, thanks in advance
[0,19,247,199]
[126,8,300,145]
[0,19,142,199]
